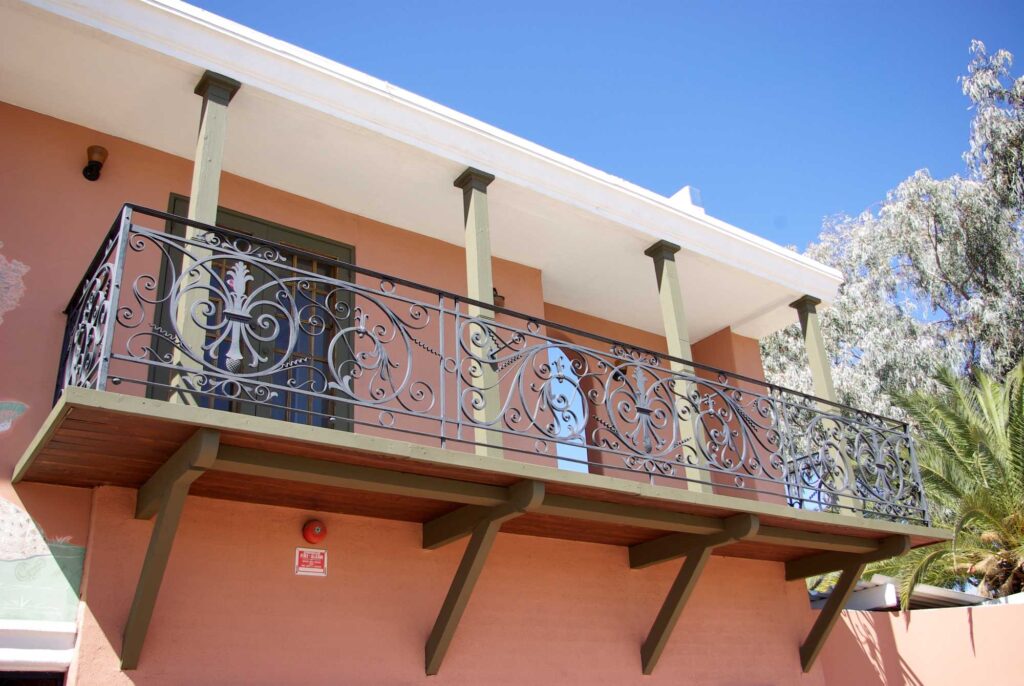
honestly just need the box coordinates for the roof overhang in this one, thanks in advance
[0,0,842,340]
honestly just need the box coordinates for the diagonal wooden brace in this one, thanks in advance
[788,534,910,672]
[424,480,544,675]
[640,514,759,674]
[135,429,221,519]
[122,429,220,669]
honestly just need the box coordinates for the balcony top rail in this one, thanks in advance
[56,204,930,525]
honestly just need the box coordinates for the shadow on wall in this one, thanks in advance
[834,610,923,686]
[820,604,1024,685]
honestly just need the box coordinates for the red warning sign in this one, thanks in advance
[295,547,327,576]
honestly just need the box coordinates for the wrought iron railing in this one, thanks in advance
[55,205,929,525]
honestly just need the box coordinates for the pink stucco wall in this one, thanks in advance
[820,604,1024,685]
[70,485,826,685]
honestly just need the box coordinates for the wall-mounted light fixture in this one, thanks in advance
[82,145,108,181]
[492,287,506,308]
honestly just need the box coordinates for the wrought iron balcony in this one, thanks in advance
[56,205,929,525]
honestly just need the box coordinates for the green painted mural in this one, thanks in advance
[0,499,83,622]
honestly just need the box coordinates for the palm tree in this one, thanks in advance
[869,360,1024,608]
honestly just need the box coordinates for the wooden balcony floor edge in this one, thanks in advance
[14,388,951,562]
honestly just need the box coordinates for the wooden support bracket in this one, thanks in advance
[122,429,220,670]
[784,534,911,582]
[640,514,759,674]
[788,535,910,673]
[631,523,877,569]
[425,480,545,675]
[136,428,220,519]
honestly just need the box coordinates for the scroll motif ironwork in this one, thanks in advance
[56,205,929,525]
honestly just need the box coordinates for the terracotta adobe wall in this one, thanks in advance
[69,485,826,685]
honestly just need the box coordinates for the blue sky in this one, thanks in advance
[193,0,1023,250]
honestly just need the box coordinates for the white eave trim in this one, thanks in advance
[0,619,76,672]
[22,0,842,301]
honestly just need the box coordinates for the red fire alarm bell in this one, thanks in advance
[302,519,326,544]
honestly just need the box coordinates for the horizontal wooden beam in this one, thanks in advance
[753,526,877,554]
[136,428,220,519]
[785,535,911,581]
[536,494,725,535]
[630,532,712,569]
[213,446,508,507]
[424,506,489,550]
[216,448,728,535]
[207,447,905,568]
[640,514,759,675]
[425,481,545,675]
[632,524,878,568]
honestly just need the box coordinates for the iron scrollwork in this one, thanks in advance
[55,205,929,525]
[455,314,926,522]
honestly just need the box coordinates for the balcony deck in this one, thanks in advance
[15,387,948,563]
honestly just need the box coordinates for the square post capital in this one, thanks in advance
[194,70,241,106]
[453,167,495,194]
[789,295,822,316]
[644,240,682,263]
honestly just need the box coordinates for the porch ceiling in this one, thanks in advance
[0,0,841,342]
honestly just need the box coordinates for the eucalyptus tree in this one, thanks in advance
[761,42,1024,418]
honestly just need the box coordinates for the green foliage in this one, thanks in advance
[868,360,1024,607]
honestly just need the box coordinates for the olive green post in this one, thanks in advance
[790,296,856,515]
[187,71,240,224]
[171,71,241,403]
[644,241,712,493]
[790,296,835,401]
[454,168,503,458]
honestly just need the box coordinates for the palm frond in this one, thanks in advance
[885,360,1024,603]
